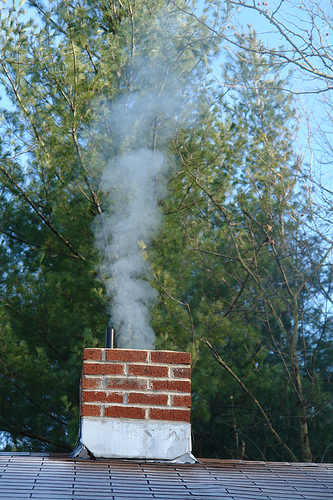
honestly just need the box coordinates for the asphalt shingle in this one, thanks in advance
[0,453,332,499]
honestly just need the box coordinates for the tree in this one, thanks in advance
[170,0,333,93]
[153,31,333,462]
[0,0,214,450]
[168,0,333,234]
[0,0,332,463]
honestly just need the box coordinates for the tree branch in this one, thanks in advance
[201,337,298,462]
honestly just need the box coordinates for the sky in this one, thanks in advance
[210,0,333,193]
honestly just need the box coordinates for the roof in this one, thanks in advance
[0,453,332,499]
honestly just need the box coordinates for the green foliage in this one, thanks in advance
[0,0,217,451]
[0,0,332,462]
[153,31,333,462]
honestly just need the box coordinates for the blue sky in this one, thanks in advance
[211,0,333,191]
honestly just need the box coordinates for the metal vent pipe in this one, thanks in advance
[105,328,114,348]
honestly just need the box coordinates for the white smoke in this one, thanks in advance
[90,6,193,348]
[93,149,168,349]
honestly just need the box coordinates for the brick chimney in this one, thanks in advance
[74,348,195,462]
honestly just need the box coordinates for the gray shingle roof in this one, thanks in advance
[0,453,332,499]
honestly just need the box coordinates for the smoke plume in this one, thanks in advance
[91,72,181,348]
[90,3,193,348]
[93,147,168,349]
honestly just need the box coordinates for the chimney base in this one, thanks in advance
[80,418,193,461]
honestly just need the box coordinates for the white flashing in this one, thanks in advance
[81,418,192,460]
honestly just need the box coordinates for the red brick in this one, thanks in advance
[104,406,145,419]
[81,404,101,417]
[129,364,168,378]
[81,377,102,390]
[83,348,103,361]
[106,349,148,362]
[82,391,123,404]
[105,377,148,390]
[172,367,191,379]
[151,351,191,365]
[151,379,191,393]
[128,393,168,406]
[149,408,190,422]
[173,395,191,408]
[83,362,124,375]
